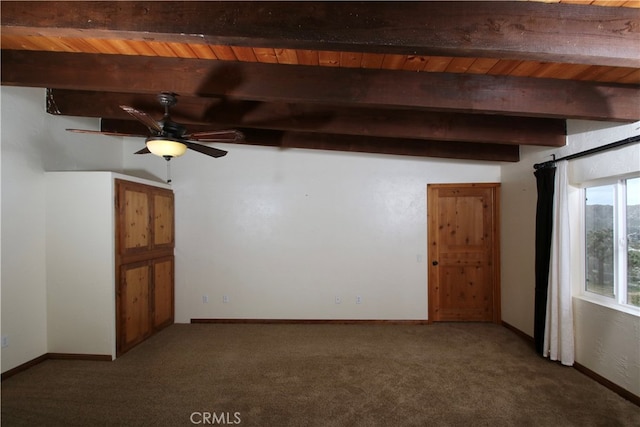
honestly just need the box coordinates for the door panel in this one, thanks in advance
[122,188,150,253]
[428,184,500,323]
[119,262,152,353]
[439,265,492,320]
[153,257,174,328]
[153,192,174,248]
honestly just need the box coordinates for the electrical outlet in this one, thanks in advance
[1,336,8,348]
[335,296,341,304]
[223,295,230,303]
[202,295,209,303]
[356,295,362,304]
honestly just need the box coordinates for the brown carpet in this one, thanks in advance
[2,323,639,426]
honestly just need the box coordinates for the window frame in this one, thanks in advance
[580,177,640,316]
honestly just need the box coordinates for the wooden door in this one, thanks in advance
[115,180,175,356]
[118,183,151,256]
[427,183,500,323]
[117,181,174,256]
[153,257,174,329]
[152,191,174,250]
[118,261,152,354]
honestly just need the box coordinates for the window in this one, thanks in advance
[585,177,640,308]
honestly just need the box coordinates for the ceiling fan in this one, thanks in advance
[67,92,244,160]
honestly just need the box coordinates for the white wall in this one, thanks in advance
[124,141,502,322]
[500,145,543,334]
[1,87,123,372]
[501,119,640,396]
[46,172,116,358]
[1,87,49,371]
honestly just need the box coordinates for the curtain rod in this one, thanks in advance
[533,134,640,170]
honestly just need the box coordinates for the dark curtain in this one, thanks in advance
[533,166,556,355]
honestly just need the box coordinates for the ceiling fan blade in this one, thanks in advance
[185,129,244,142]
[182,140,228,158]
[120,105,162,133]
[66,128,146,137]
[134,147,151,155]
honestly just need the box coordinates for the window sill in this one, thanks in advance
[575,294,640,317]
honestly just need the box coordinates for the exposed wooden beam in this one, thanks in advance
[5,50,639,121]
[247,130,521,163]
[101,120,519,162]
[49,89,566,147]
[2,1,638,67]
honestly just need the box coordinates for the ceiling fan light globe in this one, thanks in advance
[146,137,187,158]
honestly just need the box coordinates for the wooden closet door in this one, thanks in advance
[118,182,152,256]
[118,261,152,354]
[152,190,174,250]
[115,180,175,357]
[153,257,174,328]
[117,182,174,256]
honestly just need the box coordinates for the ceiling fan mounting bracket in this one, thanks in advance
[157,92,178,109]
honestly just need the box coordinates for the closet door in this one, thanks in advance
[117,181,175,256]
[118,182,152,256]
[153,256,174,329]
[118,261,152,354]
[152,190,174,251]
[115,179,175,356]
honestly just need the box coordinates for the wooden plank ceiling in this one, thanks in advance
[1,1,639,162]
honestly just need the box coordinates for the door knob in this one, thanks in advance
[432,260,439,266]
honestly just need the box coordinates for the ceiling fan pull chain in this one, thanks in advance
[164,155,172,183]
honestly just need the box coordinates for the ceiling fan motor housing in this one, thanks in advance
[161,120,187,138]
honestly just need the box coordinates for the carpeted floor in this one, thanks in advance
[2,323,639,426]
